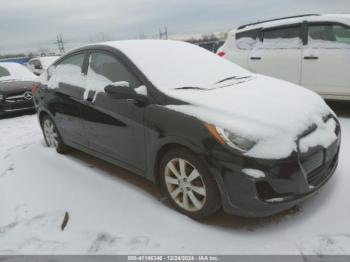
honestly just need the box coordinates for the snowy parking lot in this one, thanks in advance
[1,101,350,255]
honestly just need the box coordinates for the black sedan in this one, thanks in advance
[0,62,38,116]
[34,40,340,219]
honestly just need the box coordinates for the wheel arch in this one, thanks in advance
[151,139,203,185]
[38,110,50,125]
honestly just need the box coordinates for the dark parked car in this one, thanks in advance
[0,62,38,116]
[34,40,340,219]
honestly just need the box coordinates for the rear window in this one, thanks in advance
[262,26,302,49]
[236,29,260,50]
[0,66,10,77]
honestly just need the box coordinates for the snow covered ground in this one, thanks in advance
[1,102,350,255]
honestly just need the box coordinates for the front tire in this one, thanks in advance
[159,148,221,220]
[41,115,69,154]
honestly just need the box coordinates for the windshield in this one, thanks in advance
[106,40,251,91]
[0,66,10,78]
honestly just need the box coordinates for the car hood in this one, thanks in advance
[165,75,337,159]
[0,80,35,94]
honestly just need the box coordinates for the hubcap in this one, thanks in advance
[164,158,207,212]
[43,119,58,148]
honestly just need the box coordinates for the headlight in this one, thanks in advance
[205,124,257,152]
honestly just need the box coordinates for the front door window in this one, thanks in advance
[308,24,350,49]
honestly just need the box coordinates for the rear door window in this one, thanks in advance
[47,53,85,90]
[308,24,350,48]
[236,29,260,50]
[57,53,85,68]
[262,25,302,49]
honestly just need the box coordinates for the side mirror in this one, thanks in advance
[104,81,147,102]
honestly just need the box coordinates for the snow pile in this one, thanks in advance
[236,37,257,50]
[299,118,337,153]
[135,85,148,95]
[43,64,110,100]
[44,64,85,88]
[236,36,303,50]
[84,66,112,99]
[0,62,38,82]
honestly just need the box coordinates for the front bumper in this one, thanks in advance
[0,96,35,115]
[205,120,341,217]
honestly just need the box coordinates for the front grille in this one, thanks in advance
[300,149,324,175]
[5,92,33,103]
[297,115,340,187]
[1,91,34,112]
[307,154,338,186]
[3,101,34,111]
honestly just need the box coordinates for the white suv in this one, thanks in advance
[218,14,350,100]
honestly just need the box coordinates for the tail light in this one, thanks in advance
[31,84,38,93]
[217,51,225,57]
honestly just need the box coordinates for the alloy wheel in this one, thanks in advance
[164,158,207,212]
[43,119,58,148]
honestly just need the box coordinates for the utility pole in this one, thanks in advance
[54,34,66,54]
[159,27,168,40]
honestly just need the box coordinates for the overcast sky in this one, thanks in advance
[0,0,349,54]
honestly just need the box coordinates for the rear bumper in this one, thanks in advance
[205,129,340,218]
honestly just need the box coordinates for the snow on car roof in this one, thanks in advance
[234,14,350,33]
[0,62,38,82]
[103,40,251,90]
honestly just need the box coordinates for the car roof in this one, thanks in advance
[76,39,250,90]
[235,14,350,32]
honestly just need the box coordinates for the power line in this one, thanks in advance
[53,34,66,54]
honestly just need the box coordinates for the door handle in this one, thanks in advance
[304,56,319,60]
[250,57,261,60]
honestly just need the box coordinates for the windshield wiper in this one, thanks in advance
[215,75,251,84]
[175,76,253,91]
[175,86,206,90]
